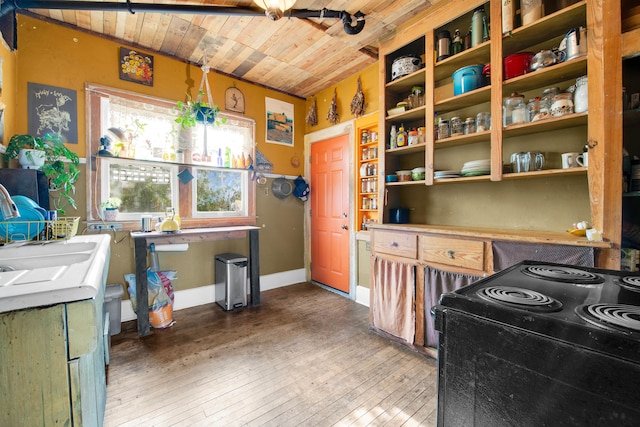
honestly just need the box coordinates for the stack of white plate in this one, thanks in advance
[434,170,462,179]
[461,159,491,177]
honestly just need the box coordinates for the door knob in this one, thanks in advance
[341,224,348,230]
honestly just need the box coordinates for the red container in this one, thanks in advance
[504,52,534,80]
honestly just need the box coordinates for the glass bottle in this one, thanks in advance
[452,29,463,55]
[389,125,397,149]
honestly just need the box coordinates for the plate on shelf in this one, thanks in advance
[435,170,461,179]
[461,170,490,177]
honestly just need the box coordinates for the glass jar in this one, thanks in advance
[408,130,419,146]
[503,93,527,127]
[450,117,463,136]
[527,97,541,122]
[437,120,450,140]
[464,117,476,134]
[476,112,491,132]
[574,75,588,113]
[361,130,369,144]
[551,92,574,117]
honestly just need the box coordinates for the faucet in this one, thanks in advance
[0,184,20,219]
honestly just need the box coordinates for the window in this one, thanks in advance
[86,83,256,227]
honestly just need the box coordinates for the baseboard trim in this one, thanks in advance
[355,285,370,307]
[120,269,306,322]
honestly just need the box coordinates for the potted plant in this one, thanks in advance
[3,133,80,215]
[101,197,122,221]
[173,90,222,129]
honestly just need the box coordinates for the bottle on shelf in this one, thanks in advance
[471,6,489,47]
[452,29,463,55]
[397,125,408,147]
[389,125,397,149]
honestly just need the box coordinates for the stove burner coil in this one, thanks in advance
[522,265,605,285]
[477,286,563,312]
[576,304,640,333]
[619,276,640,293]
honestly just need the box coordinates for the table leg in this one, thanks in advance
[249,229,260,306]
[133,238,151,336]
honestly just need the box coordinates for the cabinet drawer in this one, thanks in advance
[420,235,484,271]
[374,230,418,259]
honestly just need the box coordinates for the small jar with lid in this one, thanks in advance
[408,130,419,146]
[573,75,588,113]
[476,112,491,132]
[551,92,574,117]
[527,97,542,122]
[503,93,527,127]
[361,130,369,144]
[450,117,463,136]
[464,117,476,134]
[437,120,450,140]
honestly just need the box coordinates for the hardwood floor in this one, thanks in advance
[105,283,438,427]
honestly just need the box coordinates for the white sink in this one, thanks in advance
[0,235,111,313]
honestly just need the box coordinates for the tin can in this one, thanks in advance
[141,215,153,232]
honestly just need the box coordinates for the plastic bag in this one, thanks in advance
[124,270,176,328]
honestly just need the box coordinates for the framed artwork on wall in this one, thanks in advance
[119,47,154,86]
[265,97,294,146]
[225,86,245,113]
[28,82,78,144]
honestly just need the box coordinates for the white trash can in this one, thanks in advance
[105,284,124,335]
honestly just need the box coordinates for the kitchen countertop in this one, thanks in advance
[0,234,111,313]
[367,223,611,248]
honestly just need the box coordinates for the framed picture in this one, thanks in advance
[119,47,154,86]
[265,97,294,146]
[28,82,78,144]
[225,86,245,113]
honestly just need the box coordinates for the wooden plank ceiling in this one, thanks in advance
[25,0,436,98]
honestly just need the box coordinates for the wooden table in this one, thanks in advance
[130,226,260,336]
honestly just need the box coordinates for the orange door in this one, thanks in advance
[310,134,350,293]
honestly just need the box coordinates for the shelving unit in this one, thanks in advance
[355,114,381,231]
[378,0,594,224]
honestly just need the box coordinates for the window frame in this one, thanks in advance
[85,83,257,229]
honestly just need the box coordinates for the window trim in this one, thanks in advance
[85,83,257,229]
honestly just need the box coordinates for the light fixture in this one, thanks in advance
[253,0,297,21]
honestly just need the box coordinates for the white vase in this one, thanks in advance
[104,208,118,221]
[17,149,45,169]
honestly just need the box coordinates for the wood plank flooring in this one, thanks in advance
[105,283,438,427]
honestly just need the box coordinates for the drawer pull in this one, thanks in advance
[447,250,455,259]
[391,242,399,247]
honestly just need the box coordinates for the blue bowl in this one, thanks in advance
[386,174,398,182]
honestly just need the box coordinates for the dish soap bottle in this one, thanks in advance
[396,125,407,147]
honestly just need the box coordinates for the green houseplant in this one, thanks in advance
[100,197,122,220]
[174,91,222,129]
[3,133,80,215]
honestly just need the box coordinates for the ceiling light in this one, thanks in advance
[253,0,297,21]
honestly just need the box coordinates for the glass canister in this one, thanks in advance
[574,75,588,113]
[476,112,491,132]
[551,92,574,117]
[527,97,542,122]
[450,117,463,136]
[503,93,527,127]
[464,117,476,134]
[437,120,450,140]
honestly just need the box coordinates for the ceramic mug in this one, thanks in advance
[576,152,588,168]
[561,152,580,168]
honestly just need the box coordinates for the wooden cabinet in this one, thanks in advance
[0,289,108,426]
[355,114,381,231]
[377,0,622,269]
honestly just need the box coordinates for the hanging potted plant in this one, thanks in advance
[3,133,80,215]
[174,90,221,129]
[100,197,122,221]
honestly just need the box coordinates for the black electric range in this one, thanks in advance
[433,260,640,427]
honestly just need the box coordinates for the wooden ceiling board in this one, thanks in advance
[21,0,437,98]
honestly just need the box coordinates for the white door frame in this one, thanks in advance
[304,120,355,299]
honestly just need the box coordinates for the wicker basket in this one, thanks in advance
[52,217,80,239]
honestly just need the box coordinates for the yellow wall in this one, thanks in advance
[15,14,305,176]
[304,62,379,133]
[2,14,306,292]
